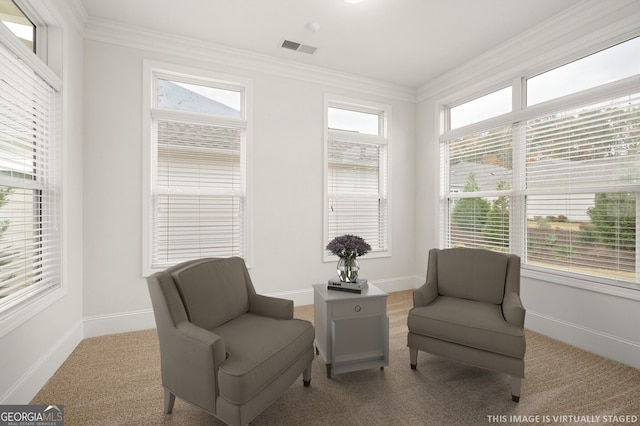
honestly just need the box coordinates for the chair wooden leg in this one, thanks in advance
[409,347,418,369]
[302,361,312,387]
[511,377,522,402]
[164,389,176,414]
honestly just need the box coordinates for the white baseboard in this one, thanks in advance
[81,277,422,337]
[0,321,83,404]
[526,310,640,370]
[83,309,156,338]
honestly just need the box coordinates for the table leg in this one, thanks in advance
[326,364,332,378]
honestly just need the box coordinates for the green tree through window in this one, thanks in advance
[482,180,510,248]
[584,193,636,251]
[451,173,490,233]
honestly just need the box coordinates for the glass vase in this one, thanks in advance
[337,256,359,282]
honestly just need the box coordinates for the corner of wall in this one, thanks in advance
[0,321,83,404]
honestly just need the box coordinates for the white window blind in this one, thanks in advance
[325,99,389,256]
[524,94,639,283]
[149,72,247,271]
[0,38,59,312]
[327,135,387,251]
[444,126,513,251]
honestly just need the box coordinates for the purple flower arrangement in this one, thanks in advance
[326,234,371,259]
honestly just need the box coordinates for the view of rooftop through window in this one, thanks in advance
[328,107,380,135]
[157,79,242,117]
[0,0,34,51]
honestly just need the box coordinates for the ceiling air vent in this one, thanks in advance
[281,39,318,55]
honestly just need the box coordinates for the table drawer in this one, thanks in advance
[332,299,383,319]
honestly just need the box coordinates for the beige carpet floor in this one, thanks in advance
[32,290,640,425]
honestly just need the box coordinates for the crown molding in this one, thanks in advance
[416,0,640,103]
[83,17,417,103]
[65,0,89,34]
[19,0,87,35]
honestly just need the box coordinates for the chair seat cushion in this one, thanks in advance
[407,296,525,358]
[213,313,314,405]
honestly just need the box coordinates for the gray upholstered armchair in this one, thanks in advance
[147,257,315,426]
[407,248,526,401]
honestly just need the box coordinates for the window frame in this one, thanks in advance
[439,34,640,293]
[0,0,35,52]
[323,94,391,262]
[142,61,252,276]
[0,6,62,331]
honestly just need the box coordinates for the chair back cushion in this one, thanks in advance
[172,257,250,330]
[436,248,508,304]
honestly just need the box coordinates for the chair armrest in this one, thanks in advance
[249,293,294,320]
[502,291,526,327]
[176,322,227,361]
[413,280,438,307]
[161,322,226,410]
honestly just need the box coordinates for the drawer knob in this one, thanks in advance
[354,305,361,312]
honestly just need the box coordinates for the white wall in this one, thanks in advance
[0,2,85,403]
[82,24,418,336]
[414,97,439,279]
[415,0,640,369]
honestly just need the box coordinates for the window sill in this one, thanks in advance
[521,265,640,302]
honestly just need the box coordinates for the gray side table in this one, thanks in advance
[313,283,389,378]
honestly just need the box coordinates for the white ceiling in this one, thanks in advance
[79,0,583,89]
